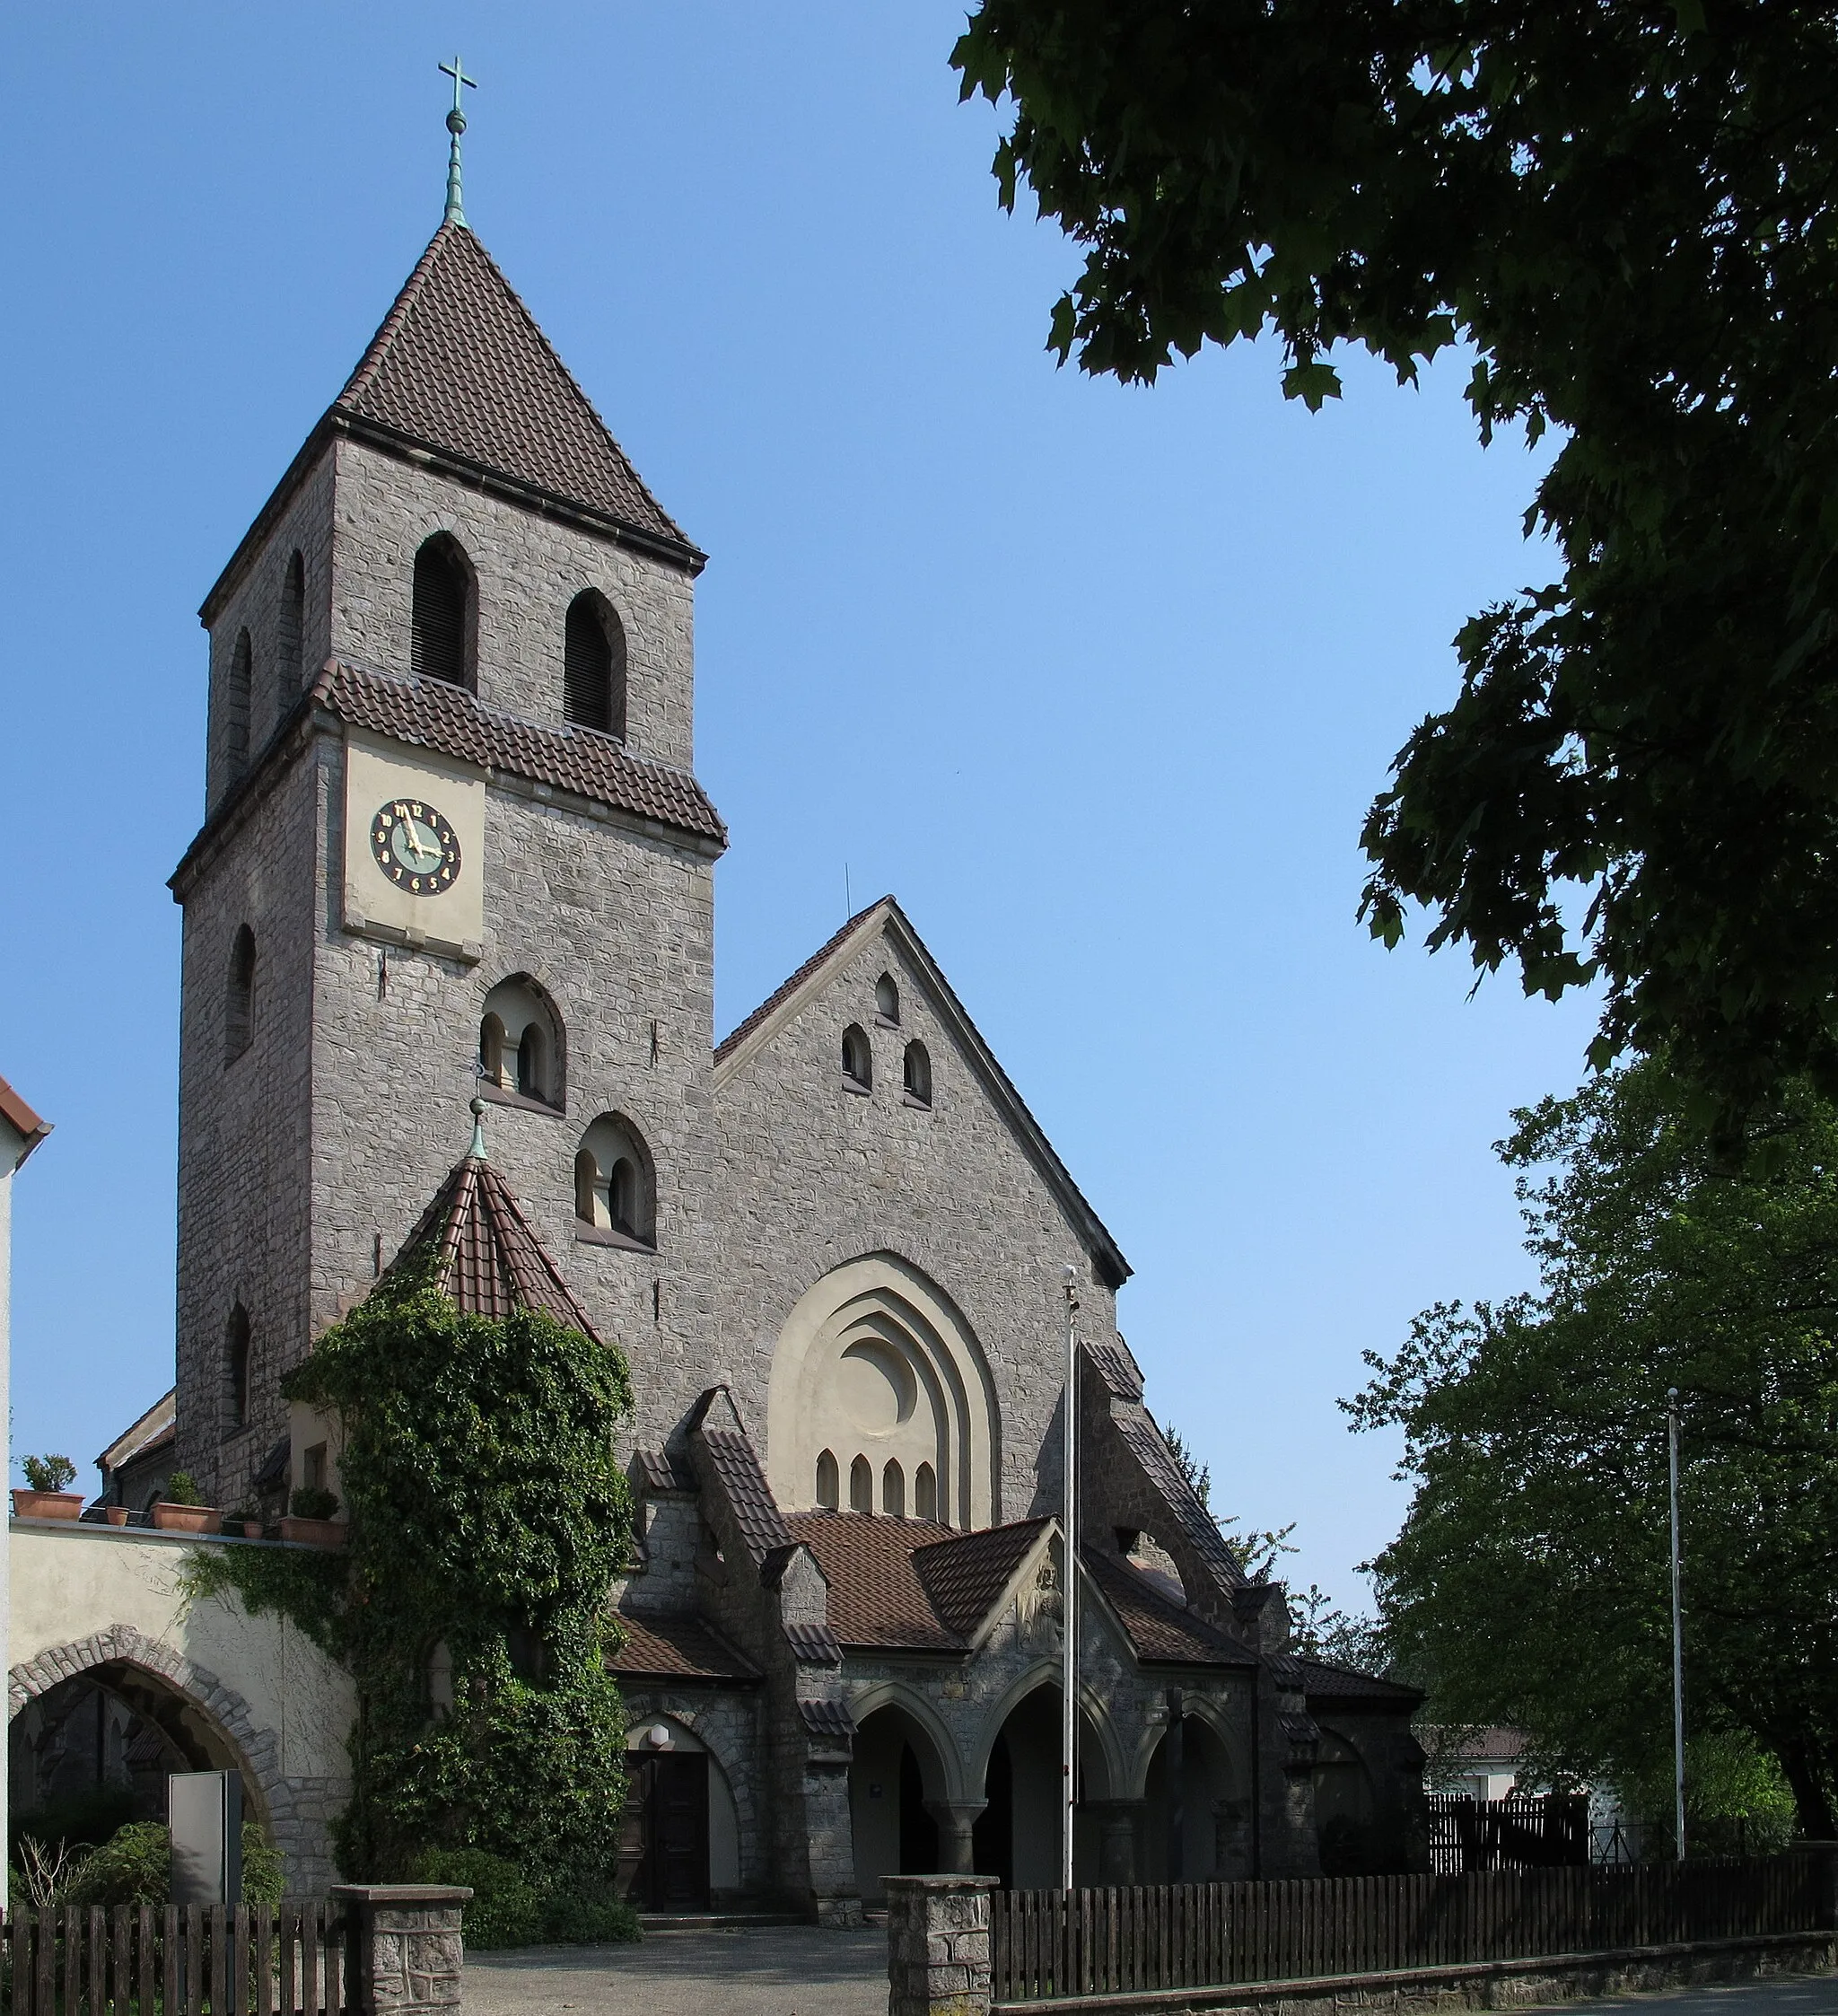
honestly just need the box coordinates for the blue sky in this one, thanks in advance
[0,4,1594,1602]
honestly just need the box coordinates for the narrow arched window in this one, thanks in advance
[903,1039,932,1109]
[412,533,474,687]
[842,1024,871,1091]
[225,629,253,783]
[816,1450,840,1511]
[849,1454,874,1513]
[882,1459,906,1518]
[875,974,900,1024]
[517,1022,547,1101]
[914,1461,938,1522]
[278,550,305,702]
[225,1304,250,1434]
[225,925,256,1065]
[576,1114,657,1247]
[564,591,626,739]
[478,1013,506,1087]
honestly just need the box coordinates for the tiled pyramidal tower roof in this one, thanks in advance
[390,1123,602,1342]
[333,220,695,560]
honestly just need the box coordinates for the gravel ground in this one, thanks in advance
[464,1923,886,2016]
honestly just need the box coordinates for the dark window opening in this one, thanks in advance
[225,1304,250,1436]
[564,591,626,739]
[875,974,900,1023]
[279,550,305,701]
[412,534,474,687]
[225,629,253,783]
[226,925,256,1065]
[842,1024,872,1091]
[903,1040,932,1108]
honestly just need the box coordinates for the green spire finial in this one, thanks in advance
[468,1094,488,1161]
[439,56,478,226]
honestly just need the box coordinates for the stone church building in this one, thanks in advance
[120,215,1425,1914]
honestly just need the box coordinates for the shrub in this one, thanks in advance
[241,1823,284,1904]
[66,1822,169,1906]
[290,1486,338,1521]
[408,1848,540,1949]
[22,1455,75,1494]
[539,1886,641,1944]
[163,1470,203,1507]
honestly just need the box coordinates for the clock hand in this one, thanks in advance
[405,819,439,865]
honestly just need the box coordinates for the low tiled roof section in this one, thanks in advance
[611,1610,759,1683]
[698,1429,794,1565]
[392,1150,602,1342]
[631,1448,694,1495]
[1300,1658,1422,1703]
[97,1389,177,1474]
[1086,1341,1143,1403]
[335,222,692,555]
[1085,1550,1257,1670]
[714,899,888,1063]
[914,1519,1051,1640]
[800,1698,857,1740]
[1115,1413,1247,1592]
[785,1512,966,1652]
[316,661,724,846]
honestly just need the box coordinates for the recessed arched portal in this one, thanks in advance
[972,1675,1119,1889]
[849,1699,954,1901]
[1139,1711,1242,1881]
[767,1254,1000,1530]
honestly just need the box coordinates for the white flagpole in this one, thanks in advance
[1667,1387,1686,1861]
[1062,1263,1080,1894]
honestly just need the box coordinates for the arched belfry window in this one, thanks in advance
[224,1303,250,1436]
[914,1461,938,1521]
[903,1040,932,1109]
[841,1025,872,1093]
[816,1450,840,1510]
[882,1459,906,1518]
[575,1113,657,1249]
[564,591,626,740]
[477,976,564,1110]
[412,533,475,688]
[225,925,256,1065]
[875,974,900,1024]
[279,550,305,702]
[849,1455,874,1513]
[225,629,253,783]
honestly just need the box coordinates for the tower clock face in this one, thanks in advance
[369,798,462,895]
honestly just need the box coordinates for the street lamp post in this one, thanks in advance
[1667,1386,1686,1862]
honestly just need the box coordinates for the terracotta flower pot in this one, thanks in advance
[151,1503,222,1535]
[11,1489,83,1521]
[278,1515,347,1548]
[104,1505,131,1527]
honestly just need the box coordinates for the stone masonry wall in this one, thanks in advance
[709,921,1123,1525]
[328,438,698,770]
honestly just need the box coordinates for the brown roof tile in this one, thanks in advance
[1300,1658,1422,1703]
[1114,1414,1247,1592]
[1085,1550,1257,1670]
[785,1512,967,1652]
[610,1610,759,1683]
[697,1428,795,1565]
[336,223,694,559]
[0,1074,50,1164]
[317,660,724,846]
[914,1520,1051,1640]
[392,1145,601,1341]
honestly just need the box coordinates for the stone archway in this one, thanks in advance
[971,1667,1123,1889]
[10,1625,288,1843]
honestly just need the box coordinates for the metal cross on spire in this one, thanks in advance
[439,56,478,226]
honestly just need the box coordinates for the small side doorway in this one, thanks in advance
[623,1753,711,1911]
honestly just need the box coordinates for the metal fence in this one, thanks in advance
[3,1900,346,2016]
[1429,1794,1590,1873]
[991,1853,1828,2003]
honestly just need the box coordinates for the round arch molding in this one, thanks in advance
[767,1253,1000,1530]
[10,1623,285,1833]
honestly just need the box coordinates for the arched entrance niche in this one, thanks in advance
[849,1697,956,1901]
[9,1626,277,1845]
[767,1255,999,1530]
[620,1713,742,1910]
[972,1672,1120,1889]
[1314,1729,1382,1875]
[1139,1707,1243,1881]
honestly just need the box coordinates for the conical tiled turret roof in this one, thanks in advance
[333,221,693,558]
[390,1125,602,1342]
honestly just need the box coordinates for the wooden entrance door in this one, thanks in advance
[630,1752,709,1911]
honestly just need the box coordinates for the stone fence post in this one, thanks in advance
[333,1883,473,2014]
[884,1874,995,2016]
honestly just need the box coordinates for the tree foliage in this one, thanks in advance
[1350,1060,1838,1835]
[953,0,1838,1128]
[190,1256,638,1911]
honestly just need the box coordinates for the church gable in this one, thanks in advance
[713,897,1127,1290]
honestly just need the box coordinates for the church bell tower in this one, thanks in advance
[170,153,725,1503]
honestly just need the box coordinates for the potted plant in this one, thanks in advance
[151,1471,222,1536]
[12,1454,83,1521]
[103,1504,132,1527]
[279,1486,346,1547]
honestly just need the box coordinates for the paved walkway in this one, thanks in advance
[1552,1982,1838,2016]
[465,1924,886,2016]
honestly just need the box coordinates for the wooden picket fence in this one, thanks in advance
[2,1901,346,2016]
[992,1853,1830,2003]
